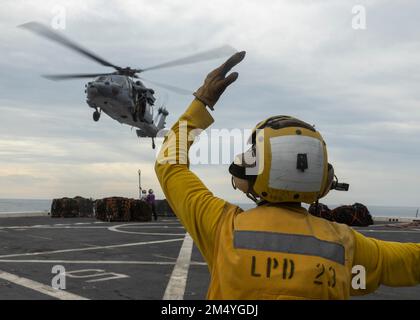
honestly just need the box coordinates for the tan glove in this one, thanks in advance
[194,51,246,110]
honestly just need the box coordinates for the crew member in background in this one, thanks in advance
[140,189,147,201]
[146,189,157,221]
[155,51,420,299]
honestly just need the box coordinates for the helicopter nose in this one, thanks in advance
[90,82,119,97]
[86,83,99,99]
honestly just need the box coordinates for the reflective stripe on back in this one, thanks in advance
[234,230,345,265]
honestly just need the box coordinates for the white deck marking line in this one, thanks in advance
[118,226,184,229]
[36,225,183,231]
[0,238,184,259]
[81,243,102,248]
[1,226,110,230]
[108,224,185,236]
[110,231,185,236]
[0,269,88,300]
[26,235,53,241]
[153,254,177,261]
[163,233,194,300]
[0,222,181,230]
[109,222,181,226]
[0,259,207,266]
[0,259,174,265]
[0,224,84,229]
[41,226,109,229]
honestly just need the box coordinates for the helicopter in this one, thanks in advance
[19,22,237,148]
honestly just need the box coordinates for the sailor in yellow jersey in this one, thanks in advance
[155,51,420,299]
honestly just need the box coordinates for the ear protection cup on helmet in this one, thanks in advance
[319,163,335,199]
[228,145,258,180]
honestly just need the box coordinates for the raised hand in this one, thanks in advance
[194,51,246,110]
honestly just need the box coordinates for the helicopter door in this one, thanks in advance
[143,103,153,124]
[127,79,133,97]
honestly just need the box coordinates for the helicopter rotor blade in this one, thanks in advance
[43,73,114,81]
[139,77,191,95]
[140,45,237,72]
[19,22,121,70]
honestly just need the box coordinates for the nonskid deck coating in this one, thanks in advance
[0,216,419,300]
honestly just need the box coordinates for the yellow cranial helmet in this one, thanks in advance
[229,116,335,204]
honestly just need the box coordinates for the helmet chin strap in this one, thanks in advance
[232,175,261,204]
[245,182,261,204]
[231,176,237,190]
[246,192,259,204]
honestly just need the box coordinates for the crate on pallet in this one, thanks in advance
[51,197,94,218]
[74,196,94,217]
[95,197,152,222]
[131,200,152,222]
[155,199,175,217]
[51,197,81,218]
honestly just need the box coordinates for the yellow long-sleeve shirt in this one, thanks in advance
[155,99,420,299]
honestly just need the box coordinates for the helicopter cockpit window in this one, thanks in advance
[97,76,107,82]
[112,76,127,86]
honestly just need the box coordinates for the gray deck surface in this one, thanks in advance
[0,216,419,300]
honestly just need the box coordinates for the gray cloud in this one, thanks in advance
[0,0,419,206]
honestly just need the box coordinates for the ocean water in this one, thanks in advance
[0,199,51,213]
[0,199,418,218]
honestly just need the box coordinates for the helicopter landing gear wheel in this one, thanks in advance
[131,112,137,122]
[93,110,100,122]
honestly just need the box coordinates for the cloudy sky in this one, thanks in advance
[0,0,419,207]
